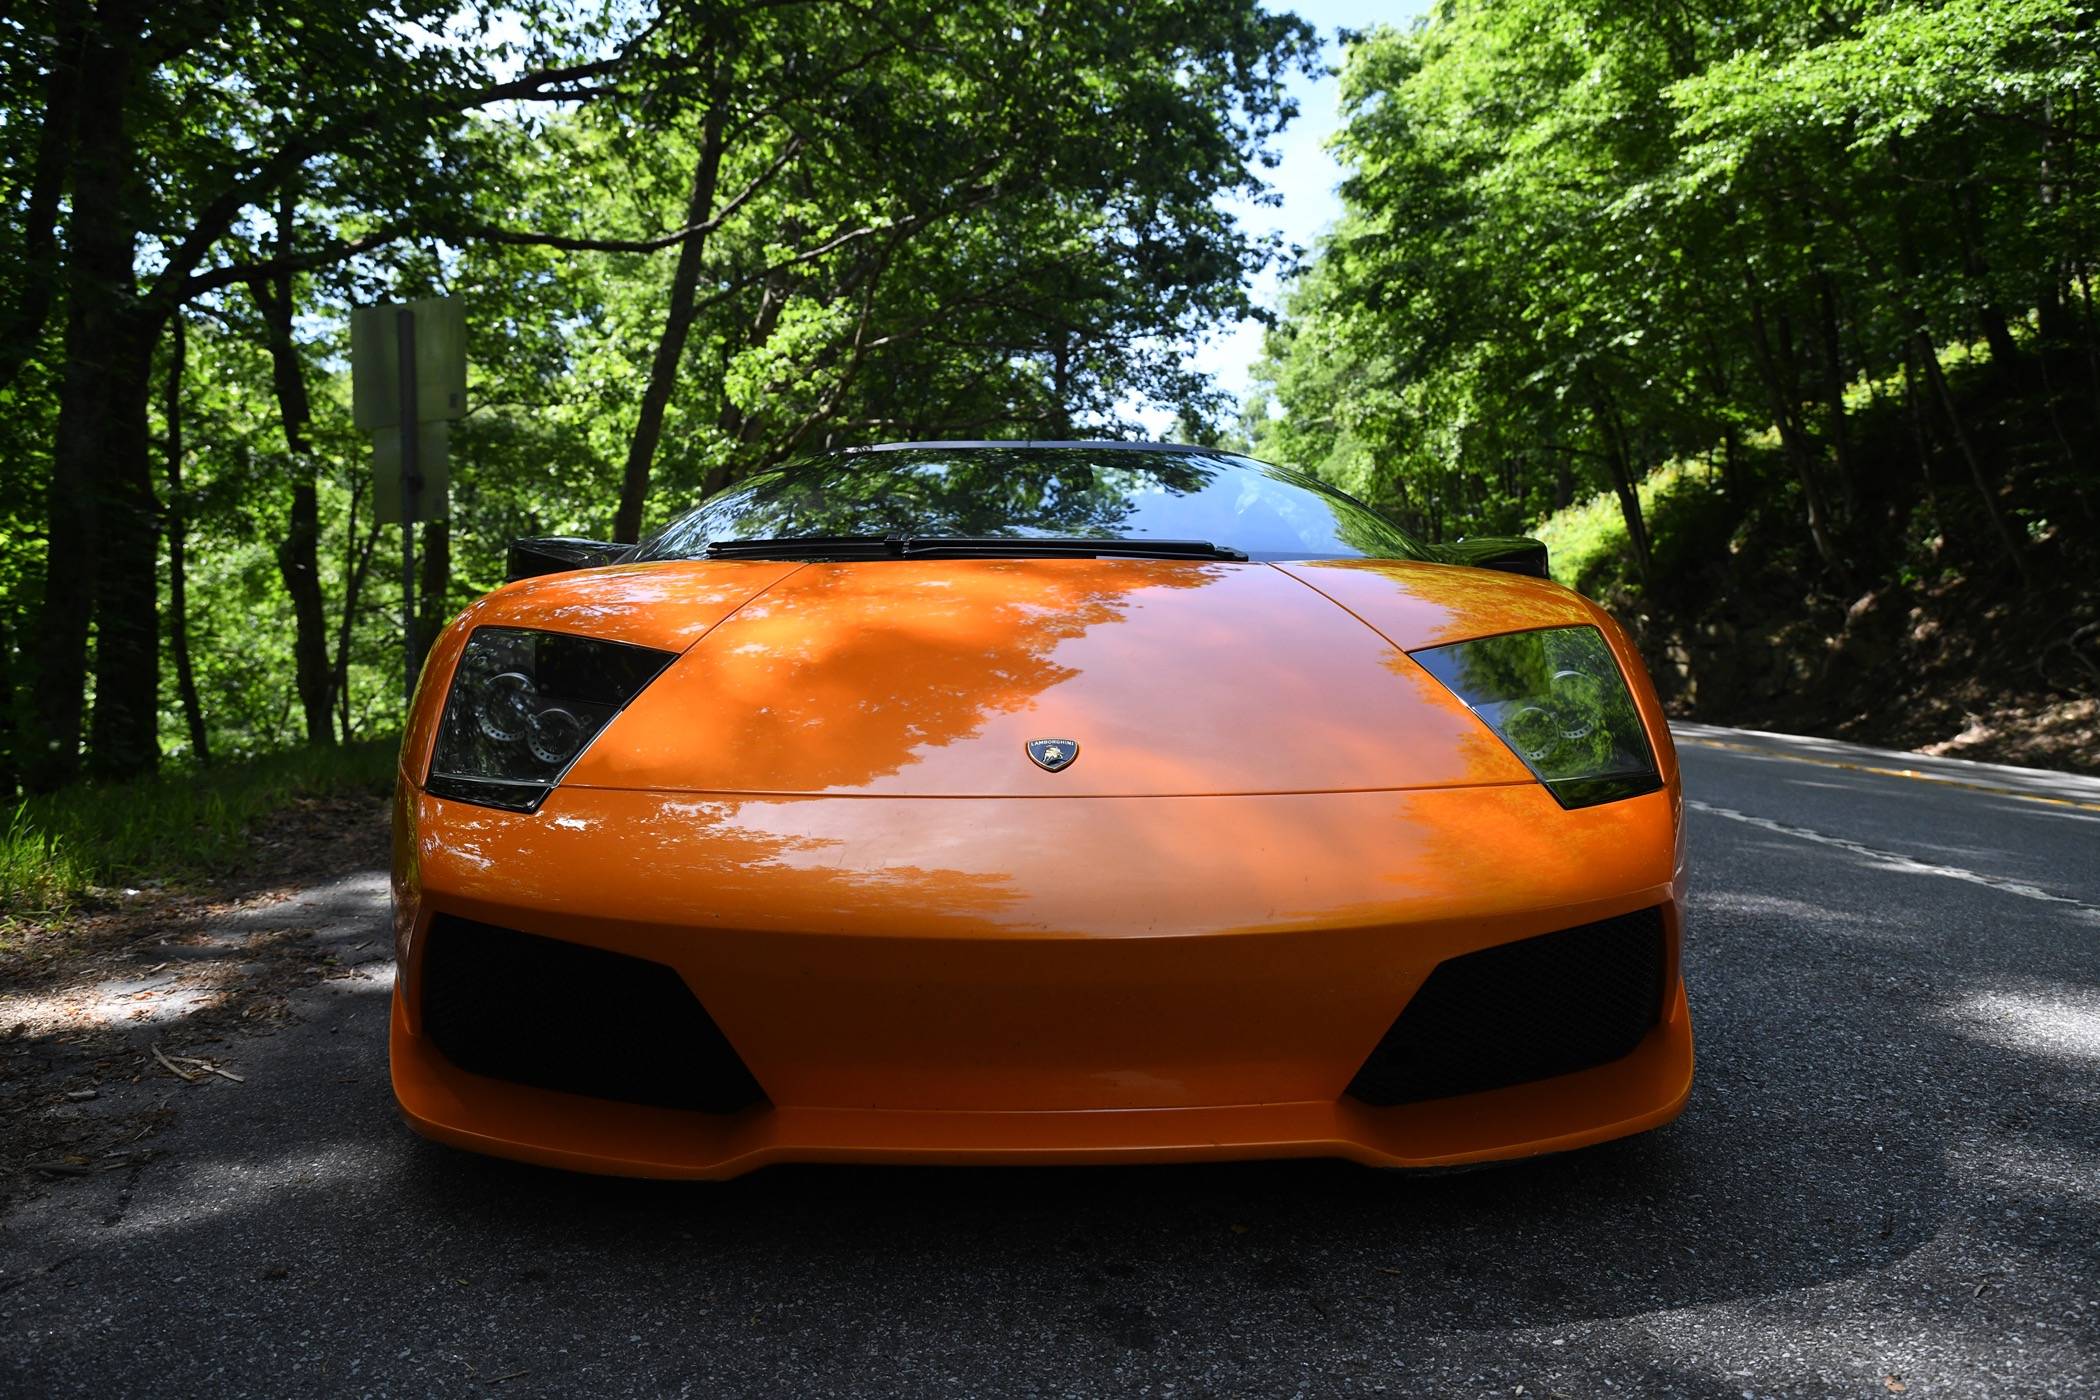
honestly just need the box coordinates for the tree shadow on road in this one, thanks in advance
[8,820,2098,1396]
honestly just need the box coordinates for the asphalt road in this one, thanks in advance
[4,725,2097,1397]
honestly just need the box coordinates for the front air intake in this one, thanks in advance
[418,915,766,1113]
[1347,906,1668,1106]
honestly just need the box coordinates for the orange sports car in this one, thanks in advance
[389,441,1691,1178]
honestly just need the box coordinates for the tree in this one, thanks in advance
[8,0,652,787]
[0,0,1318,792]
[1258,0,2096,591]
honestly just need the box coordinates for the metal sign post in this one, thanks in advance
[396,307,422,707]
[351,295,464,709]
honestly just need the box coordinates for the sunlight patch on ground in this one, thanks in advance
[1944,988,2100,1067]
[1947,1136,2100,1205]
[18,1137,382,1256]
[2,975,226,1035]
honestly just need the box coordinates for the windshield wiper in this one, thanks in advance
[705,535,1247,562]
[704,534,900,560]
[899,537,1245,561]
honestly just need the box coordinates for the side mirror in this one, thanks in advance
[1433,535,1550,579]
[507,537,630,582]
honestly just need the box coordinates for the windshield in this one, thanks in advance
[634,446,1426,563]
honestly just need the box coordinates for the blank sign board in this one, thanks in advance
[351,298,468,430]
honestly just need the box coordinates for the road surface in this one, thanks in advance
[3,725,2096,1397]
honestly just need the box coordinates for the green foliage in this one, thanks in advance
[0,0,1320,795]
[0,739,397,915]
[1256,0,2100,595]
[1536,462,1723,594]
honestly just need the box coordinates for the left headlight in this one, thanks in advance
[427,626,677,811]
[1411,624,1661,808]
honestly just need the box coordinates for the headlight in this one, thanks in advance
[1411,624,1660,808]
[427,627,676,811]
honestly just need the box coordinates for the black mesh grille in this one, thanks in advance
[419,915,766,1113]
[1347,906,1667,1107]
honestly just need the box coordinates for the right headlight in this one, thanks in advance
[427,626,676,811]
[1411,624,1661,808]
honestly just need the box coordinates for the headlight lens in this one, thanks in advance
[427,627,676,811]
[1411,624,1660,808]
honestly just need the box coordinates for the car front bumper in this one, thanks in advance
[389,780,1692,1178]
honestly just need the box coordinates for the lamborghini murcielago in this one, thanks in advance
[388,441,1691,1177]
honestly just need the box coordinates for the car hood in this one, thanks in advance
[526,556,1596,799]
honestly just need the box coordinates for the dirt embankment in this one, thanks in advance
[1613,557,2099,774]
[1577,349,2100,776]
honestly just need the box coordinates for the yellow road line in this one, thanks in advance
[1675,735,2100,813]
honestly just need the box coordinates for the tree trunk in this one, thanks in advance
[418,517,450,665]
[1951,154,2022,374]
[0,0,87,396]
[1918,330,2028,587]
[1590,392,1653,585]
[84,323,161,781]
[75,4,159,782]
[2030,328,2090,515]
[26,321,105,790]
[2037,95,2069,345]
[1050,332,1076,437]
[614,94,729,543]
[2073,261,2100,408]
[333,481,383,743]
[164,314,208,765]
[1900,343,1938,509]
[1814,271,1855,518]
[1977,308,2020,373]
[0,610,16,800]
[1743,291,1843,577]
[1695,326,1744,500]
[29,3,155,789]
[251,194,334,746]
[705,257,795,497]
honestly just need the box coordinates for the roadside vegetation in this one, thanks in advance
[0,740,396,920]
[1532,348,2099,767]
[1255,0,2099,768]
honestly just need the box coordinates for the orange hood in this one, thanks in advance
[476,555,1602,799]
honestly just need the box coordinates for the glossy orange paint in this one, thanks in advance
[390,556,1691,1177]
[564,558,1534,797]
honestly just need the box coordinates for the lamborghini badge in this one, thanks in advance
[1027,739,1079,772]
